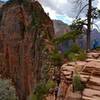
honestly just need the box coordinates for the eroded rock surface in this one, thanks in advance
[0,0,54,100]
[61,51,100,100]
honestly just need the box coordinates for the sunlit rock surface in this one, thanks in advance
[61,52,100,100]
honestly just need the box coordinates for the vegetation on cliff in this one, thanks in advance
[0,79,18,100]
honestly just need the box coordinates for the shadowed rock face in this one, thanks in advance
[0,1,54,100]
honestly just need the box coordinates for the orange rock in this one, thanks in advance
[0,1,54,100]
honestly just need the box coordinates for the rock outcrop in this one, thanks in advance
[53,20,70,37]
[0,0,54,100]
[61,51,100,100]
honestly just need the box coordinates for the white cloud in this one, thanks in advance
[43,6,57,19]
[39,0,75,17]
[41,5,73,25]
[39,0,76,25]
[39,0,100,26]
[2,0,100,27]
[97,0,100,9]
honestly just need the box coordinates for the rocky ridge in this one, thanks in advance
[53,20,70,37]
[61,51,100,100]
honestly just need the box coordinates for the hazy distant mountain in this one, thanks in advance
[76,28,100,49]
[90,28,100,48]
[53,20,70,37]
[53,20,100,50]
[91,28,100,40]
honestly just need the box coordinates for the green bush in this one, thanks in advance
[28,80,56,100]
[95,46,100,51]
[64,44,87,61]
[72,74,85,92]
[28,94,37,100]
[50,50,62,65]
[77,51,87,61]
[0,79,18,100]
[63,51,70,58]
[66,52,86,61]
[54,30,82,45]
[46,80,56,91]
[70,44,82,53]
[35,83,47,99]
[67,52,78,61]
[50,52,61,61]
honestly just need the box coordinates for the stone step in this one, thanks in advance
[87,84,100,91]
[61,66,74,72]
[80,74,90,82]
[86,59,100,62]
[87,52,100,59]
[61,52,100,100]
[61,71,72,76]
[89,76,100,86]
[82,96,100,100]
[83,88,100,99]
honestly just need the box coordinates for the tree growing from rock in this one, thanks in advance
[72,0,100,51]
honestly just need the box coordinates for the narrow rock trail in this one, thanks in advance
[61,51,100,100]
[46,51,100,100]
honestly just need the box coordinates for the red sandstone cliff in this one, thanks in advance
[0,0,54,100]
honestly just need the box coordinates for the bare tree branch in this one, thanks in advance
[76,4,88,19]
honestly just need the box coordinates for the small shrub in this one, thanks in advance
[77,52,87,61]
[70,44,81,53]
[0,79,18,100]
[64,44,87,61]
[95,46,100,51]
[28,80,56,100]
[46,80,56,91]
[63,51,70,58]
[67,52,78,61]
[50,51,62,65]
[50,52,61,61]
[28,94,37,100]
[72,74,85,92]
[35,82,47,98]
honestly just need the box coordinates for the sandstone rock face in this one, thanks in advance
[61,52,100,100]
[53,20,70,37]
[0,1,54,100]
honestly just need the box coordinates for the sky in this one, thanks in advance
[1,0,100,27]
[39,0,100,25]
